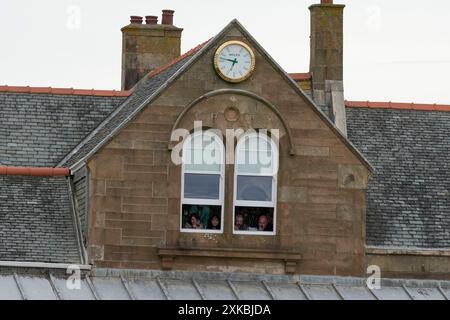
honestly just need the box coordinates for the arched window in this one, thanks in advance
[181,130,225,233]
[233,132,278,235]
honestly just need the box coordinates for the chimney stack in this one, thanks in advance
[309,0,345,106]
[121,10,183,90]
[309,1,347,136]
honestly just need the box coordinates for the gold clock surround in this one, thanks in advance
[213,40,256,83]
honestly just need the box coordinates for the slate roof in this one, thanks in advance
[0,93,126,167]
[1,268,450,300]
[347,107,450,248]
[60,47,203,168]
[0,175,81,263]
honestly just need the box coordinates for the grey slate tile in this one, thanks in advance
[61,55,193,167]
[0,175,81,263]
[0,94,125,167]
[347,108,450,248]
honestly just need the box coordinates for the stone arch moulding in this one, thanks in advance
[169,88,296,155]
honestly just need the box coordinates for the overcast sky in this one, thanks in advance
[1,0,449,104]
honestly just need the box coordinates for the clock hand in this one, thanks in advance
[229,64,236,73]
[220,57,237,63]
[229,58,238,71]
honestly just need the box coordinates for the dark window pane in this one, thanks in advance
[236,175,272,201]
[234,207,274,232]
[182,205,222,231]
[184,173,220,199]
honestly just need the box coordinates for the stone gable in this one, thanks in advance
[87,24,371,276]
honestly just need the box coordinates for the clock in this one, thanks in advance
[214,40,256,83]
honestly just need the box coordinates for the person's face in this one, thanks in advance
[191,216,198,226]
[212,216,219,227]
[235,215,243,226]
[258,216,268,231]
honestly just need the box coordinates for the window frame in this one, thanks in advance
[232,132,278,236]
[180,130,225,234]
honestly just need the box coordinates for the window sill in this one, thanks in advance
[158,247,301,274]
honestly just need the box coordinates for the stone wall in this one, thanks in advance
[366,248,450,280]
[87,27,370,276]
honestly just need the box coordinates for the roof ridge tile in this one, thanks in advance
[146,39,211,79]
[0,166,70,177]
[345,100,450,112]
[289,72,312,81]
[0,85,132,97]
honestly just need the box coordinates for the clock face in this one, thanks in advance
[214,41,256,83]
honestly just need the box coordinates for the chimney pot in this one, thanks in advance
[145,15,158,25]
[161,9,175,25]
[321,0,333,3]
[130,16,143,24]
